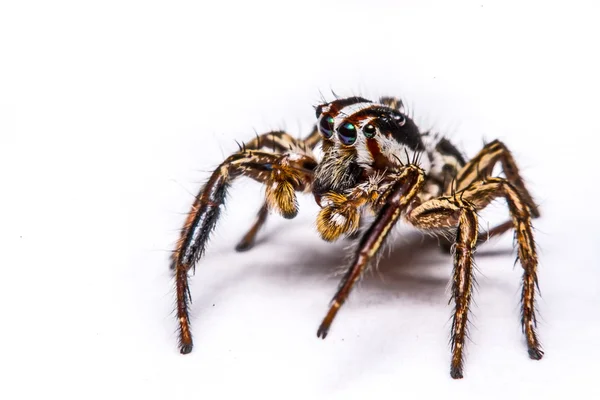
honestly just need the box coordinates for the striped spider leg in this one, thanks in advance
[406,173,541,378]
[171,130,319,354]
[422,136,540,249]
[454,139,541,243]
[317,165,426,337]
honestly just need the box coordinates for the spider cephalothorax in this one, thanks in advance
[170,95,542,379]
[313,96,424,197]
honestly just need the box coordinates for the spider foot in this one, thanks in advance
[317,302,340,339]
[450,365,464,380]
[179,343,193,354]
[235,238,255,252]
[528,347,544,360]
[316,322,329,339]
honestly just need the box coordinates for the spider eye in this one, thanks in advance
[338,122,357,145]
[393,113,406,125]
[319,115,335,138]
[363,124,377,138]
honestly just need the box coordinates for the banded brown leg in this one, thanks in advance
[460,177,543,360]
[172,148,316,353]
[406,196,477,378]
[453,139,540,218]
[316,165,425,338]
[408,176,542,378]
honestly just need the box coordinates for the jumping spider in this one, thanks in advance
[170,95,543,379]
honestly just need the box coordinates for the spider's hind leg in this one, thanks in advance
[235,203,269,252]
[172,145,316,354]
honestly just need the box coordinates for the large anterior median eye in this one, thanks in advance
[319,115,335,138]
[338,122,357,145]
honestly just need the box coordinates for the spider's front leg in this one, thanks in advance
[172,146,316,354]
[316,164,425,338]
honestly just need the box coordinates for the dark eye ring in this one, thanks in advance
[319,115,335,138]
[363,123,377,138]
[338,122,357,145]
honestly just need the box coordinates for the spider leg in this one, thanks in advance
[442,140,533,248]
[243,128,319,153]
[302,125,321,150]
[442,219,513,252]
[234,203,269,252]
[453,140,540,218]
[408,176,542,379]
[438,219,513,253]
[379,96,404,111]
[172,148,316,354]
[437,140,539,252]
[235,128,321,251]
[316,165,425,338]
[460,177,543,360]
[407,197,478,379]
[476,219,514,245]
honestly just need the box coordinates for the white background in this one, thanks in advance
[1,1,599,399]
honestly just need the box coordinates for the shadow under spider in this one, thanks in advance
[190,220,515,312]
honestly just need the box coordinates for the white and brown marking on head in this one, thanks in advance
[315,96,430,170]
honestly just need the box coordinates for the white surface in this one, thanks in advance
[2,1,600,399]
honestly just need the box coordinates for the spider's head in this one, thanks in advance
[312,96,425,198]
[314,96,423,159]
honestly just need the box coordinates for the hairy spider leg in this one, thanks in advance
[407,176,542,378]
[235,128,321,251]
[460,177,543,361]
[406,196,478,379]
[234,203,269,252]
[316,165,425,338]
[302,125,322,149]
[455,139,540,240]
[378,96,404,111]
[453,140,543,363]
[171,148,316,354]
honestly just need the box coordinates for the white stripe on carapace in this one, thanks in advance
[333,102,384,128]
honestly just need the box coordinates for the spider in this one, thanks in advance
[170,95,543,379]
